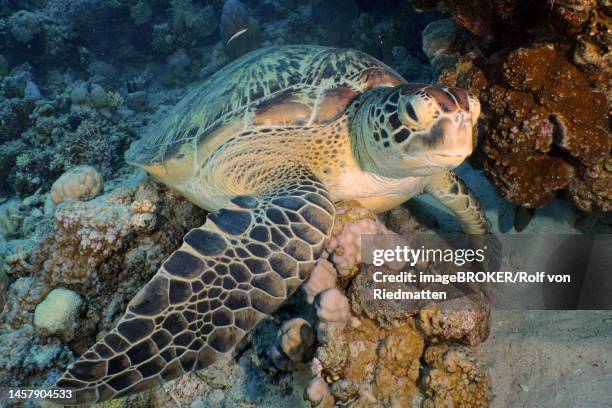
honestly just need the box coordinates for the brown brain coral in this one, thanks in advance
[50,165,104,205]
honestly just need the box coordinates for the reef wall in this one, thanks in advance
[414,0,611,214]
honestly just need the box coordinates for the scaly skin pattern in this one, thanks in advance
[54,168,335,404]
[425,171,489,234]
[53,45,489,404]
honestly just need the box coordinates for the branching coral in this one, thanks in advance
[1,65,132,196]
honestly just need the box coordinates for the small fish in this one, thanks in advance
[224,28,248,47]
[376,34,385,61]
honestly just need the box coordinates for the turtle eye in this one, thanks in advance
[400,93,437,129]
[405,102,418,122]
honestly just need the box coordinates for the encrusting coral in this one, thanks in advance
[413,0,611,216]
[41,188,133,291]
[422,343,492,407]
[442,44,609,212]
[419,297,491,346]
[35,180,206,296]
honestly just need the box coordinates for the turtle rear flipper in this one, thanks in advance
[52,169,335,405]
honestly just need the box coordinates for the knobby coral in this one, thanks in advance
[50,165,104,205]
[414,0,611,213]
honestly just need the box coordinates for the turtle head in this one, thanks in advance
[352,84,480,177]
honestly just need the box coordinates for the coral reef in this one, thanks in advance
[0,179,207,395]
[2,0,604,404]
[283,204,492,406]
[0,68,133,196]
[414,0,611,214]
[422,343,492,407]
[36,180,206,296]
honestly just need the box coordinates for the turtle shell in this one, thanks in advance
[126,45,405,169]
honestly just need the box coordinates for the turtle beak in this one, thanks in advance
[427,154,468,166]
[404,116,473,162]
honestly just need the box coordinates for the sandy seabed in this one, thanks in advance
[482,310,612,408]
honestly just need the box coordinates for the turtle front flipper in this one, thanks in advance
[425,170,503,271]
[424,170,489,235]
[52,170,335,405]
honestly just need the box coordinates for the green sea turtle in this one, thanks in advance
[54,45,488,404]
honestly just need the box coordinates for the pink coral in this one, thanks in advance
[315,288,350,340]
[326,204,391,277]
[303,258,337,304]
